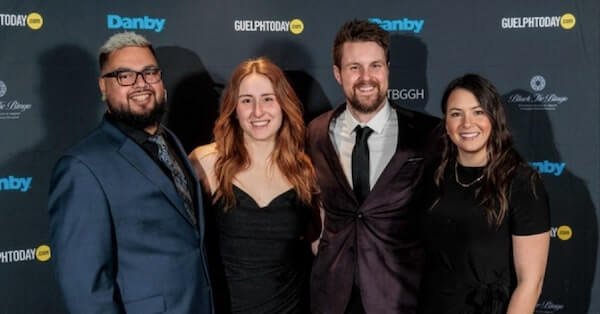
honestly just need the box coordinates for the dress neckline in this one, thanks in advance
[232,184,294,209]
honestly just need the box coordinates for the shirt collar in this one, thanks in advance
[344,99,391,134]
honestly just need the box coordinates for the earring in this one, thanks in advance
[101,93,106,101]
[164,89,168,103]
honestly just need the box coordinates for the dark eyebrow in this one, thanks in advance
[110,67,133,72]
[109,65,159,72]
[142,65,160,71]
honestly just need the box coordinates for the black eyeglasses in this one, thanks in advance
[102,68,162,86]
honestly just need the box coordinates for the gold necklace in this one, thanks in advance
[454,161,484,187]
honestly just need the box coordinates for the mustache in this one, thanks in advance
[127,87,155,96]
[353,79,380,90]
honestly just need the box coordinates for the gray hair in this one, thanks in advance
[98,32,156,70]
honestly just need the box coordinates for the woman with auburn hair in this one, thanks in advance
[419,74,550,314]
[189,57,321,314]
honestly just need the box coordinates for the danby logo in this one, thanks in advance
[368,17,424,34]
[0,176,32,192]
[107,14,165,32]
[529,160,565,176]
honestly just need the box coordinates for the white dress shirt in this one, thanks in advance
[329,100,398,190]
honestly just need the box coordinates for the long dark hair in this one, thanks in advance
[435,73,536,226]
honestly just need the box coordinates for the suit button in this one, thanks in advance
[356,212,363,219]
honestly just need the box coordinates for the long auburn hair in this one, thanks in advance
[213,57,319,212]
[435,74,537,226]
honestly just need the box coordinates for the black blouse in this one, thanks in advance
[419,163,550,314]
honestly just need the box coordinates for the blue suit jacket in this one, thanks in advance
[48,118,214,314]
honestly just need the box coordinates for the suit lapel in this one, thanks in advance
[366,107,417,202]
[117,131,198,228]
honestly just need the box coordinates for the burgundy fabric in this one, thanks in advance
[308,104,440,314]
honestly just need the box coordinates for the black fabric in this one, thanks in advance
[344,285,366,314]
[419,164,550,314]
[209,186,313,314]
[351,126,374,204]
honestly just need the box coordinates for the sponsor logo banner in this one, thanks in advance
[505,75,568,111]
[387,88,425,100]
[529,160,566,176]
[501,13,575,30]
[536,300,566,313]
[0,12,43,30]
[549,225,572,241]
[0,80,34,120]
[107,14,166,32]
[369,17,424,33]
[0,176,33,192]
[234,18,304,34]
[0,245,51,264]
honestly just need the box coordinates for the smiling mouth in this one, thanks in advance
[130,94,150,101]
[459,132,480,139]
[356,84,377,94]
[250,120,269,127]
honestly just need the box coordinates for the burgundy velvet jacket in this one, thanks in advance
[308,103,440,314]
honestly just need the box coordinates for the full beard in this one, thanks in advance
[107,95,166,130]
[347,81,387,114]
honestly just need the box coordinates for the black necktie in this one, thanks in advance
[148,134,197,225]
[352,126,374,204]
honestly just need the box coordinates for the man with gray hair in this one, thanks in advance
[48,32,214,314]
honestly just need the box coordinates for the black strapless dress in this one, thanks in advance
[207,186,312,314]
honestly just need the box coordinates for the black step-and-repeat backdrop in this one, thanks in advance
[1,1,598,313]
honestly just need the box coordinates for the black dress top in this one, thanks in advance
[419,163,550,314]
[209,186,312,314]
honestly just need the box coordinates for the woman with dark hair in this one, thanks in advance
[189,57,321,314]
[419,74,550,314]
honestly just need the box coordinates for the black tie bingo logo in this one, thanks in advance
[505,75,568,111]
[0,80,34,120]
[0,80,6,98]
[0,12,43,30]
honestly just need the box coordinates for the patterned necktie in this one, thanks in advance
[148,133,197,225]
[351,126,374,204]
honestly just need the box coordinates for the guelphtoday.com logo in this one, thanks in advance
[0,12,43,30]
[234,18,304,34]
[0,245,51,264]
[501,13,575,30]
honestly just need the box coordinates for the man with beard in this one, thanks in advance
[47,32,214,314]
[307,20,439,314]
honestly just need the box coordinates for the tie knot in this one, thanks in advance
[355,126,373,143]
